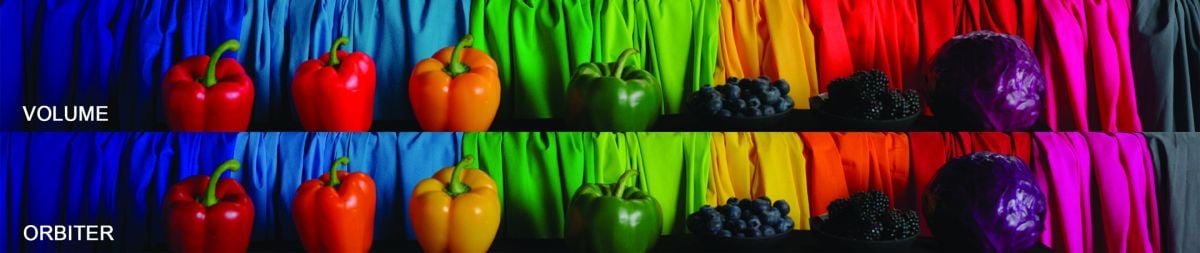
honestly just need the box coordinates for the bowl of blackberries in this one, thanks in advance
[687,197,796,250]
[687,76,794,130]
[810,190,920,252]
[810,70,922,130]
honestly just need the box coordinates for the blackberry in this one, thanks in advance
[853,70,889,101]
[851,190,889,221]
[902,89,921,116]
[881,90,905,119]
[862,100,883,120]
[863,222,884,241]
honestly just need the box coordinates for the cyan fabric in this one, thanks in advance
[240,0,470,124]
[1132,0,1200,132]
[1144,133,1200,253]
[0,132,462,251]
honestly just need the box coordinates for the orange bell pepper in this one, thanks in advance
[292,157,377,253]
[409,35,501,131]
[409,156,501,253]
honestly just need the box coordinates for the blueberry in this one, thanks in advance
[717,109,733,118]
[773,200,791,215]
[726,77,740,85]
[719,229,733,238]
[775,79,791,95]
[748,217,762,229]
[736,232,746,238]
[747,229,762,238]
[763,227,777,237]
[758,196,772,203]
[700,205,715,214]
[740,209,752,221]
[726,205,742,220]
[776,102,790,115]
[754,199,772,213]
[747,97,762,109]
[727,84,742,98]
[765,87,782,105]
[737,78,755,89]
[731,98,747,110]
[726,197,740,207]
[763,209,781,227]
[748,107,762,117]
[734,219,748,232]
[763,107,776,115]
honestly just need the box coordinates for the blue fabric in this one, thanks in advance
[0,132,462,251]
[0,0,22,130]
[240,0,471,124]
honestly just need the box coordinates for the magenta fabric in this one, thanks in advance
[1037,0,1143,132]
[1033,133,1161,253]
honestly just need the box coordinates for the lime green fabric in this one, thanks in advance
[470,0,719,119]
[462,132,710,238]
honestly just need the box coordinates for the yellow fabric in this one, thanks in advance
[716,0,819,109]
[706,132,811,229]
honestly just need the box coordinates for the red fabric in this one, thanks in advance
[801,132,910,216]
[907,132,1032,236]
[806,0,920,92]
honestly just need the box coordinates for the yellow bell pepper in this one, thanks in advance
[410,156,501,253]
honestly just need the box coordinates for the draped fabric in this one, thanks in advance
[1038,0,1143,132]
[1131,0,1200,132]
[0,132,462,251]
[1144,133,1200,253]
[805,0,921,92]
[906,132,1033,236]
[240,0,470,124]
[470,0,719,119]
[706,132,811,229]
[1032,133,1160,253]
[799,132,910,217]
[715,0,819,109]
[0,0,23,130]
[461,132,710,238]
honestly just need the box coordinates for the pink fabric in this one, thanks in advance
[1034,133,1161,253]
[1037,0,1143,132]
[1033,133,1093,253]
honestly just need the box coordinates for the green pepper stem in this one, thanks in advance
[444,35,474,77]
[445,156,475,197]
[327,37,350,67]
[328,157,350,188]
[611,48,639,77]
[203,160,241,207]
[612,170,638,197]
[204,40,241,87]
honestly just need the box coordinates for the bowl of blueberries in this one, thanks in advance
[687,77,794,131]
[686,197,795,251]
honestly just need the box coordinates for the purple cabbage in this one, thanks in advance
[924,152,1046,252]
[929,31,1045,131]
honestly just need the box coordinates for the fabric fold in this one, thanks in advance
[706,132,811,229]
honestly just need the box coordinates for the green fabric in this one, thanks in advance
[470,0,719,119]
[462,132,710,238]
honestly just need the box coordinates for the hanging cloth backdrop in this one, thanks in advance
[715,0,819,109]
[805,0,921,92]
[906,132,1033,236]
[462,132,710,239]
[1131,0,1200,132]
[469,0,719,119]
[0,132,462,252]
[706,132,812,229]
[1144,133,1200,253]
[799,132,911,218]
[1032,133,1160,253]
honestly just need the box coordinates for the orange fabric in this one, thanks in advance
[716,0,819,109]
[800,132,910,216]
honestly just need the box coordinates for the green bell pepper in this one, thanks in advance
[567,48,663,131]
[566,170,663,253]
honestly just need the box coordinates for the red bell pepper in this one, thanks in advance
[293,37,378,131]
[292,157,377,253]
[162,39,255,131]
[164,160,255,253]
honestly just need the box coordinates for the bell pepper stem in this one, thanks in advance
[611,48,639,77]
[444,35,474,77]
[445,155,475,197]
[203,160,241,207]
[328,157,350,188]
[327,37,350,67]
[204,40,241,87]
[612,169,638,198]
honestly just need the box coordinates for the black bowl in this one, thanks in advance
[693,229,790,251]
[691,109,792,131]
[810,214,917,252]
[810,95,919,131]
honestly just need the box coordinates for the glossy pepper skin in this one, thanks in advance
[292,157,377,253]
[164,160,254,253]
[566,170,663,253]
[410,156,501,253]
[163,40,255,131]
[409,35,501,131]
[567,48,663,131]
[293,37,377,131]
